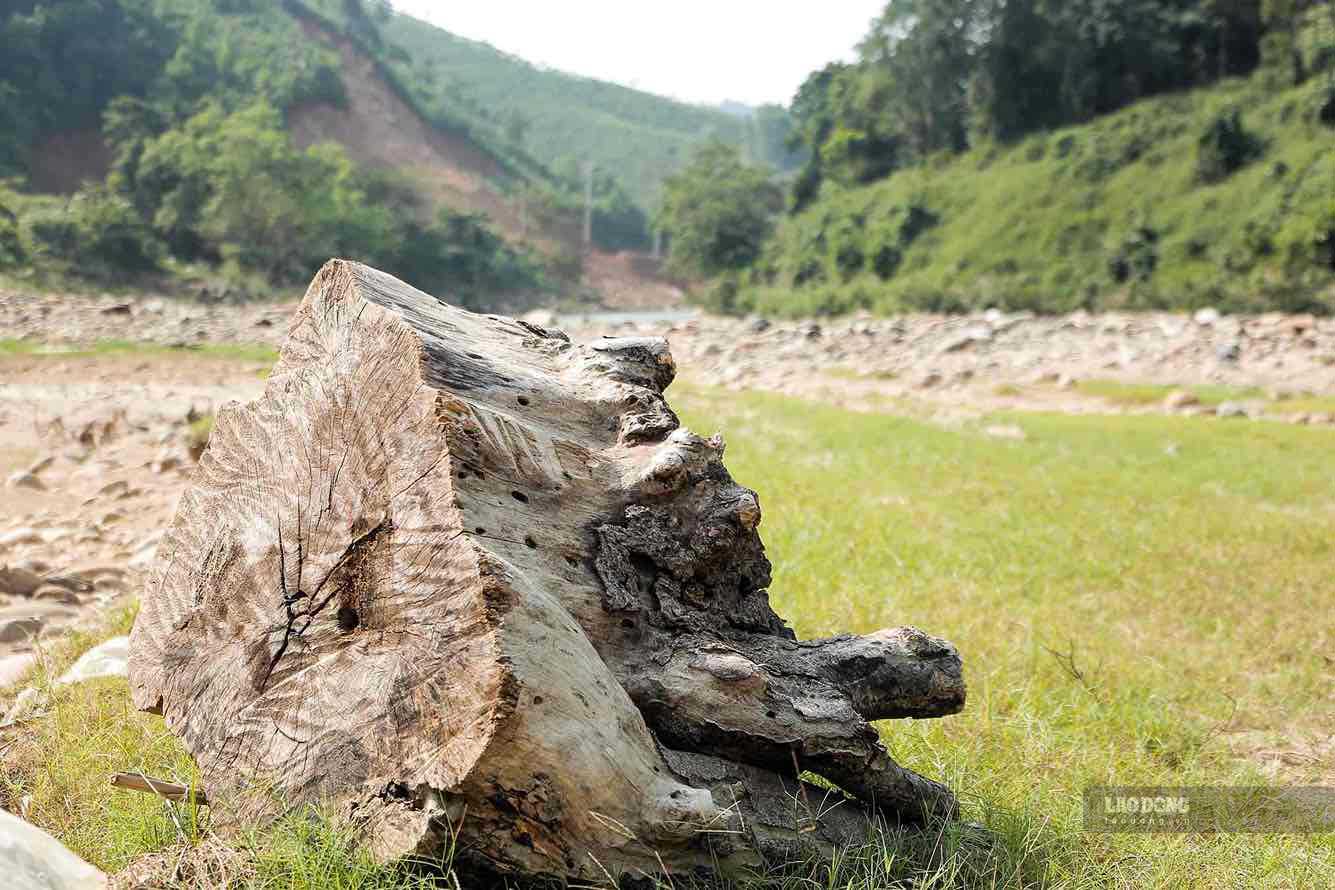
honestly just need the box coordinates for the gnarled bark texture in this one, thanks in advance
[130,260,965,882]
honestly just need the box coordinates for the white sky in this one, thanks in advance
[390,1,885,107]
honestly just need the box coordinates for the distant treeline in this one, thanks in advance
[658,0,1335,315]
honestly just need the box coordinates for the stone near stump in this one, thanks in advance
[58,636,129,685]
[0,807,107,890]
[129,261,966,883]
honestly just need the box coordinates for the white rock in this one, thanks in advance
[1193,307,1221,325]
[57,637,129,685]
[0,652,35,688]
[0,806,106,889]
[983,424,1027,441]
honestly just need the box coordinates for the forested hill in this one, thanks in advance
[0,0,748,306]
[380,12,802,208]
[659,0,1335,317]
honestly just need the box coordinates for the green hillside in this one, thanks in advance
[735,72,1335,316]
[380,12,801,209]
[666,1,1335,317]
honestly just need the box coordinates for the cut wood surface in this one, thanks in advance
[129,260,965,881]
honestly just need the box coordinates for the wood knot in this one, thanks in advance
[691,652,767,694]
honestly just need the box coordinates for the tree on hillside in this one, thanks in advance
[656,141,782,278]
[0,0,175,176]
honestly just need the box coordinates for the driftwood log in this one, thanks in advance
[129,260,965,882]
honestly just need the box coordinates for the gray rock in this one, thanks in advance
[1216,401,1250,419]
[0,806,106,890]
[747,317,771,334]
[0,652,35,688]
[32,585,81,606]
[0,617,42,645]
[0,566,44,597]
[1215,340,1241,362]
[58,636,129,685]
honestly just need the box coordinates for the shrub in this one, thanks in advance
[1194,108,1263,183]
[871,244,902,280]
[1107,226,1160,284]
[0,189,23,267]
[20,186,160,280]
[1319,85,1335,127]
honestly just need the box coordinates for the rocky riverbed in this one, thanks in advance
[7,288,1335,419]
[3,287,1334,682]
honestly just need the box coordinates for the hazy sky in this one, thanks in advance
[390,1,884,107]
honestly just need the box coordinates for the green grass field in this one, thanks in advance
[4,386,1332,887]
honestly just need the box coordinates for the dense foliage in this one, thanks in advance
[656,142,783,284]
[0,0,545,303]
[782,1,1329,206]
[680,0,1335,315]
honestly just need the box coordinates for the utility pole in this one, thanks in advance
[582,160,595,249]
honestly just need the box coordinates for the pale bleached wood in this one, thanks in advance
[109,772,207,805]
[130,260,965,881]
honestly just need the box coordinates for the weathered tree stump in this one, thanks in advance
[130,261,965,882]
